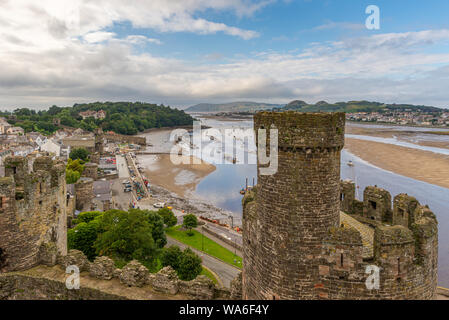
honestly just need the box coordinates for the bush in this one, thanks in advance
[73,211,102,225]
[66,169,80,184]
[143,209,167,248]
[177,248,202,281]
[160,245,183,270]
[94,209,157,266]
[182,214,198,236]
[70,148,89,162]
[68,219,102,261]
[158,207,177,228]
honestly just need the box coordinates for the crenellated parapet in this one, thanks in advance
[363,186,392,223]
[332,180,439,299]
[254,111,345,152]
[0,155,67,273]
[240,111,438,300]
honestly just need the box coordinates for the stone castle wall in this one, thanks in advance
[0,250,231,300]
[82,163,98,180]
[243,112,345,299]
[242,111,438,300]
[104,133,146,146]
[334,182,438,299]
[74,177,93,211]
[0,156,67,273]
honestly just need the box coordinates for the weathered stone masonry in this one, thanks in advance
[242,111,438,300]
[0,156,67,273]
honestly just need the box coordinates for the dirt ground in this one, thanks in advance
[345,138,449,189]
[139,154,216,197]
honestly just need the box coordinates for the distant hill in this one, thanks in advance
[1,102,193,136]
[280,100,446,113]
[186,101,283,113]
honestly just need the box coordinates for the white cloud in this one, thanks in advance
[313,21,365,31]
[0,1,449,108]
[125,35,162,45]
[83,31,116,43]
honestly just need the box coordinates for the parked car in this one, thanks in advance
[153,202,165,208]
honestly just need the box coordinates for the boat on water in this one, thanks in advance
[347,160,354,167]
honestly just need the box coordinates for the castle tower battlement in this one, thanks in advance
[243,112,345,299]
[0,155,67,273]
[241,112,438,300]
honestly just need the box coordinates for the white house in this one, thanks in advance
[40,139,61,157]
[27,132,47,146]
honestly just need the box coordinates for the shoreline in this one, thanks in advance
[348,120,449,130]
[345,137,449,189]
[135,127,242,225]
[139,154,216,198]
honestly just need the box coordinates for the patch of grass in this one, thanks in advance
[201,267,218,285]
[166,226,242,269]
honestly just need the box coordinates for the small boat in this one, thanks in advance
[239,188,246,195]
[347,160,354,167]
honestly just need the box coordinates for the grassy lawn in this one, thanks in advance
[166,226,242,269]
[201,267,219,285]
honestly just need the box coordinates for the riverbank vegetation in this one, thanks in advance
[0,101,193,136]
[68,209,203,280]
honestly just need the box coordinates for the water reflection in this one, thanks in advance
[193,118,449,287]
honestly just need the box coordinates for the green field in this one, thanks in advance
[166,226,242,269]
[201,267,219,284]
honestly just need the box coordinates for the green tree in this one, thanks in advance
[66,169,80,184]
[73,211,102,225]
[69,148,89,162]
[160,245,183,270]
[65,158,85,184]
[177,248,202,281]
[182,214,198,236]
[158,207,177,228]
[141,209,167,248]
[67,158,85,174]
[68,219,102,261]
[94,209,157,267]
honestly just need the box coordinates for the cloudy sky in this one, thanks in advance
[1,0,449,110]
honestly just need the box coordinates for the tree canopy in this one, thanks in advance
[1,101,194,136]
[157,207,178,228]
[69,148,89,162]
[65,158,85,184]
[160,246,202,281]
[68,208,203,280]
[94,209,158,267]
[182,214,198,236]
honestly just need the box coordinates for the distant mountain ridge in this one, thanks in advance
[186,101,283,112]
[186,100,446,114]
[281,100,447,113]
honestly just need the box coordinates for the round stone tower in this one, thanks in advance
[242,111,345,299]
